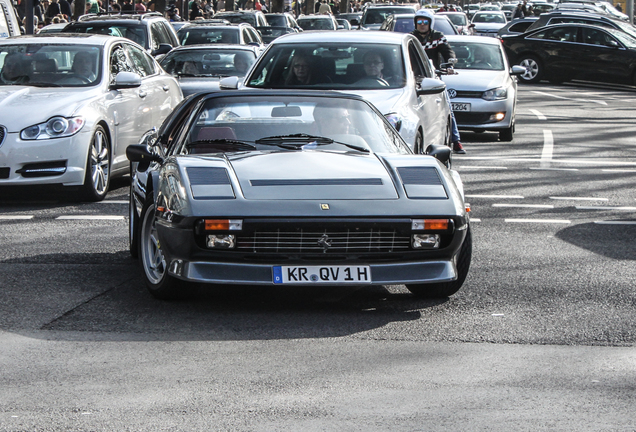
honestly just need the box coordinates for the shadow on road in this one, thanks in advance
[555,222,636,261]
[2,252,450,342]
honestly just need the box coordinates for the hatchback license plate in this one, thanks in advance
[452,102,471,112]
[273,265,371,284]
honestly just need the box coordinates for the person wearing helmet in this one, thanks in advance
[412,8,466,154]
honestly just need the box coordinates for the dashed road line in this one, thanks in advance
[550,196,608,201]
[529,167,579,172]
[493,203,554,209]
[531,90,608,106]
[0,215,34,220]
[56,215,125,220]
[505,218,571,224]
[455,166,507,170]
[540,129,553,167]
[98,200,128,204]
[594,221,636,225]
[465,194,524,199]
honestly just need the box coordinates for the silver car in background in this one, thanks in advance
[442,35,525,141]
[232,31,452,154]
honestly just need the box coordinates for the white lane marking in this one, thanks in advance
[494,204,554,209]
[594,221,636,225]
[531,90,608,106]
[465,194,524,199]
[529,109,546,120]
[470,218,481,222]
[56,215,125,220]
[576,206,636,211]
[0,215,34,220]
[98,200,128,204]
[463,156,636,166]
[505,218,571,224]
[530,167,579,172]
[550,196,609,201]
[455,166,508,170]
[540,130,553,167]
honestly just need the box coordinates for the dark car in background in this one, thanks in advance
[358,4,420,30]
[159,45,259,96]
[501,23,636,84]
[215,10,269,27]
[177,22,264,49]
[265,12,302,31]
[380,13,459,35]
[256,26,298,44]
[525,10,636,38]
[63,12,179,56]
[497,17,539,37]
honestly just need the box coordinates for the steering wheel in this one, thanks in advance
[355,76,390,87]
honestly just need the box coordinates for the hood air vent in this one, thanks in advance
[250,178,383,186]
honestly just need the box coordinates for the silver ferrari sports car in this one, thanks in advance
[127,91,472,300]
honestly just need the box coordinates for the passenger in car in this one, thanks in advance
[285,52,321,85]
[233,52,251,74]
[357,50,391,86]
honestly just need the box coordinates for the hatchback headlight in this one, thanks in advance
[20,116,85,140]
[482,88,507,101]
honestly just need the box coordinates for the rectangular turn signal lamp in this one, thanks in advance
[204,219,243,231]
[411,219,450,230]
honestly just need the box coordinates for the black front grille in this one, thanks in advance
[0,167,9,179]
[236,228,411,254]
[0,126,5,148]
[454,112,497,125]
[453,91,483,98]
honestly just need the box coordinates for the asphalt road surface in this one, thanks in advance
[1,82,635,431]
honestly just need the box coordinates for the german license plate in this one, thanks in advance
[273,265,372,284]
[451,102,471,112]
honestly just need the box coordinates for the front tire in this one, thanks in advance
[518,55,543,84]
[80,125,110,202]
[413,129,424,154]
[406,226,472,298]
[140,200,181,300]
[129,181,140,259]
[499,122,514,142]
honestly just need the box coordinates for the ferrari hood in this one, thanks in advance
[0,86,98,132]
[229,151,399,200]
[442,69,509,91]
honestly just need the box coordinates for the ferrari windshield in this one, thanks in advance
[0,44,102,87]
[177,95,410,155]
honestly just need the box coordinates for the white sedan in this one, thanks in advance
[442,35,525,141]
[227,31,452,154]
[0,34,183,201]
[470,11,507,37]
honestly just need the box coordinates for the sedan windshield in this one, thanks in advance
[449,42,505,70]
[0,44,102,87]
[246,43,406,90]
[473,13,506,23]
[177,95,410,155]
[160,49,255,77]
[178,28,240,45]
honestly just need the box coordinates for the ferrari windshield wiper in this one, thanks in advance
[24,82,62,87]
[185,139,257,152]
[255,134,369,153]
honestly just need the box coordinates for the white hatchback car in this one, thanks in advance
[442,35,525,141]
[0,34,183,200]
[470,11,508,37]
[231,31,452,153]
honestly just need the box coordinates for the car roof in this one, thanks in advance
[5,33,126,45]
[76,12,166,23]
[179,22,248,29]
[269,30,409,44]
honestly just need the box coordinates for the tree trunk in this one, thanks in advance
[271,0,283,12]
[339,0,348,13]
[74,0,85,20]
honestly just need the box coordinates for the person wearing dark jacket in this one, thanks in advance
[411,8,465,154]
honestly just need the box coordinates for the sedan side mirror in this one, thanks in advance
[151,43,173,57]
[417,77,446,96]
[219,76,241,90]
[109,71,142,90]
[510,65,526,75]
[126,144,163,172]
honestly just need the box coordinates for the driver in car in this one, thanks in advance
[72,51,97,81]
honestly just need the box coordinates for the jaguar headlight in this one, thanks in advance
[20,116,85,140]
[482,87,507,101]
